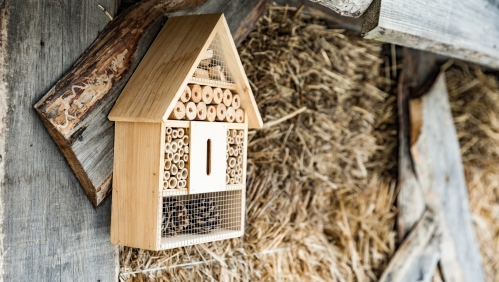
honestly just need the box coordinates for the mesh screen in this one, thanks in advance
[161,190,242,238]
[191,33,234,85]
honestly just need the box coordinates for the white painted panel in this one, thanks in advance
[189,121,227,194]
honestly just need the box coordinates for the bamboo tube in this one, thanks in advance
[193,68,209,79]
[173,153,180,163]
[231,94,241,109]
[228,157,236,168]
[169,101,185,120]
[180,168,188,180]
[236,136,243,144]
[171,129,178,139]
[170,164,178,175]
[239,148,243,156]
[164,171,170,180]
[163,181,169,190]
[235,109,244,123]
[178,180,186,188]
[233,147,239,157]
[180,85,192,102]
[227,167,231,173]
[182,136,189,146]
[166,152,173,161]
[177,128,184,138]
[226,152,229,160]
[165,143,171,152]
[168,177,177,189]
[230,178,235,184]
[166,135,172,142]
[229,137,234,144]
[230,169,236,177]
[166,127,172,135]
[227,129,231,136]
[226,135,231,144]
[173,139,184,148]
[201,86,213,104]
[225,107,236,123]
[165,160,172,170]
[184,145,189,154]
[212,87,223,104]
[237,167,242,176]
[237,156,243,164]
[216,104,227,121]
[196,102,207,121]
[185,102,197,120]
[226,174,230,184]
[223,89,232,107]
[231,129,237,138]
[238,130,243,137]
[178,148,184,156]
[189,84,202,103]
[228,147,235,156]
[176,172,182,180]
[170,142,178,153]
[178,160,185,169]
[237,176,242,183]
[183,154,188,162]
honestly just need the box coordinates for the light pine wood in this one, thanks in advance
[188,79,237,90]
[363,0,499,69]
[110,122,163,250]
[109,14,262,126]
[188,121,227,194]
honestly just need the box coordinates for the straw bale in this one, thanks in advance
[119,5,398,281]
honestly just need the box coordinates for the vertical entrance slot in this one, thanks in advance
[207,139,212,175]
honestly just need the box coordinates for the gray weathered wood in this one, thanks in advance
[308,0,373,17]
[362,0,499,69]
[392,71,485,281]
[0,0,119,281]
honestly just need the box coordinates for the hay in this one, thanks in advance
[446,63,499,282]
[119,5,398,281]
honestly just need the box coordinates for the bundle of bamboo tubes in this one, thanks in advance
[226,129,244,184]
[163,127,189,190]
[170,84,244,123]
[192,48,230,82]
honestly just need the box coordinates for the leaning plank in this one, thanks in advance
[308,0,373,17]
[34,0,266,207]
[1,0,118,280]
[394,71,485,281]
[362,0,499,69]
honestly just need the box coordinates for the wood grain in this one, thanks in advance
[110,122,163,250]
[309,0,373,17]
[362,0,499,69]
[1,0,118,280]
[34,0,265,207]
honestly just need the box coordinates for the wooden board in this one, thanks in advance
[0,0,118,280]
[111,122,163,250]
[34,0,266,207]
[386,70,486,281]
[308,0,373,17]
[362,0,499,69]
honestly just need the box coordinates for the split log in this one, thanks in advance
[33,0,267,207]
[309,0,373,17]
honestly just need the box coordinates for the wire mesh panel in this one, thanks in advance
[192,33,234,86]
[160,190,243,249]
[164,127,189,190]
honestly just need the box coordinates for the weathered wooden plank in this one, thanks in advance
[393,70,486,281]
[308,0,373,17]
[362,0,499,69]
[34,0,266,207]
[1,0,118,281]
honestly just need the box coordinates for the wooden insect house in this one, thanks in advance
[108,14,263,250]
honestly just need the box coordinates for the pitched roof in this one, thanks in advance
[108,14,263,128]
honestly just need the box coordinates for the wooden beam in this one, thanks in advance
[362,0,499,69]
[34,0,267,207]
[308,0,373,17]
[0,0,119,280]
